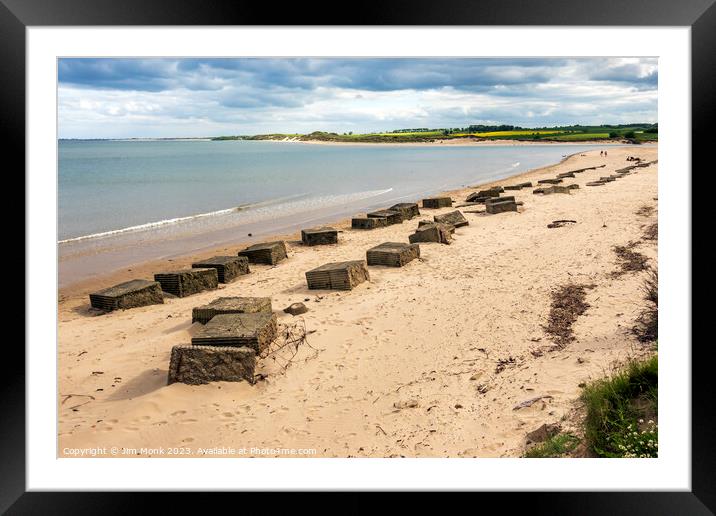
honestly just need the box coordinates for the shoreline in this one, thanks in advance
[248,137,639,147]
[58,147,591,302]
[58,145,658,458]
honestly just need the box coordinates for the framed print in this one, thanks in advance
[4,0,711,510]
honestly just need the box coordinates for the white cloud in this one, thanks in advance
[58,58,657,138]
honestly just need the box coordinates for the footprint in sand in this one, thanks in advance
[170,410,187,417]
[181,418,198,424]
[221,412,235,419]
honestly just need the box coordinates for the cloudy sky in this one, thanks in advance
[58,57,657,139]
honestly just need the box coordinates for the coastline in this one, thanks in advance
[253,137,634,147]
[58,147,595,302]
[58,145,658,457]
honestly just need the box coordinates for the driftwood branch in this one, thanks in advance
[259,318,319,373]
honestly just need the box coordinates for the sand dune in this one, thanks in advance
[58,146,657,458]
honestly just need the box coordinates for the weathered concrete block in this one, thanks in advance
[192,256,249,283]
[422,197,453,209]
[192,296,273,324]
[486,200,518,214]
[89,279,164,312]
[409,223,452,244]
[389,203,420,219]
[566,184,580,190]
[537,178,563,185]
[301,227,338,246]
[167,345,256,385]
[434,210,469,228]
[352,217,388,229]
[238,241,288,265]
[192,312,278,353]
[154,268,218,298]
[367,209,403,225]
[466,189,500,202]
[505,181,533,190]
[485,196,516,206]
[366,242,420,267]
[534,185,571,195]
[586,181,606,186]
[305,260,370,290]
[557,172,575,178]
[418,220,455,234]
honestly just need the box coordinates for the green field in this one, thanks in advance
[212,124,657,144]
[551,132,611,141]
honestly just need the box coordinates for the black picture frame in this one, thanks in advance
[5,0,708,511]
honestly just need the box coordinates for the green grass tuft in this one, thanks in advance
[524,433,581,458]
[581,355,658,457]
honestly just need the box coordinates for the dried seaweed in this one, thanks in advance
[543,284,594,349]
[612,242,649,277]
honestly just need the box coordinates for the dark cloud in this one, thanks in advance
[58,57,655,94]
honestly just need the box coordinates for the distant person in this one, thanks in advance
[605,150,608,157]
[600,150,603,156]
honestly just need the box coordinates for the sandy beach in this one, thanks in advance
[58,146,657,458]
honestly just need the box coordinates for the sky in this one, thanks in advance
[58,57,657,139]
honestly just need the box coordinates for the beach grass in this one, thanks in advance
[524,433,581,458]
[581,355,658,458]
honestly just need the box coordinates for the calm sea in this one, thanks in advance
[58,139,616,286]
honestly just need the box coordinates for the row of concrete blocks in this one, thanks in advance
[89,261,240,312]
[91,204,465,311]
[89,241,289,311]
[533,163,608,189]
[585,163,648,186]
